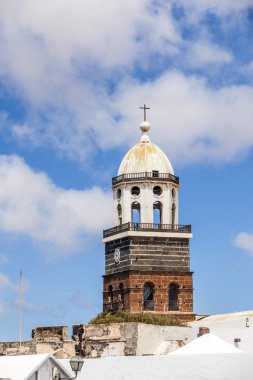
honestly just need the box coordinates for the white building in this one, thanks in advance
[0,354,72,380]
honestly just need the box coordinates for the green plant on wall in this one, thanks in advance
[89,310,186,326]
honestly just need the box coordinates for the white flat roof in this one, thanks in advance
[60,353,253,380]
[190,310,253,324]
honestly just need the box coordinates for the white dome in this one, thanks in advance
[118,121,174,175]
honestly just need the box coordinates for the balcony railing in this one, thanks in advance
[103,222,192,238]
[112,172,179,186]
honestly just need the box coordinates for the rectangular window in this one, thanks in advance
[152,170,159,177]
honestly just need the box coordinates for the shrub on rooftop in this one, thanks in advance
[89,310,186,326]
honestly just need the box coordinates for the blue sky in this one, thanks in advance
[0,0,253,341]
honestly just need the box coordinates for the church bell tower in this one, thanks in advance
[102,107,194,321]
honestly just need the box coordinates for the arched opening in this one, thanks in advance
[108,285,114,303]
[119,283,124,305]
[143,282,154,310]
[153,201,162,224]
[172,203,176,225]
[116,188,121,200]
[168,283,179,311]
[132,202,140,225]
[117,204,122,225]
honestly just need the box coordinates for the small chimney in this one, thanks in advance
[198,327,210,337]
[234,337,241,349]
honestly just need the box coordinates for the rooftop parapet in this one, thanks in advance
[112,171,179,186]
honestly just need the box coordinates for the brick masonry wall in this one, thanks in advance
[103,233,193,321]
[105,236,190,275]
[103,270,194,321]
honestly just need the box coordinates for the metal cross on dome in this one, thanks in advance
[140,104,150,121]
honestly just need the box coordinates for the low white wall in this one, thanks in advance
[136,324,192,355]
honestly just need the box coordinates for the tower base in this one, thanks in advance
[103,270,194,322]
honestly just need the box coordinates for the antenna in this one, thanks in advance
[19,271,22,351]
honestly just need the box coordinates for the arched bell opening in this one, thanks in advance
[108,285,114,304]
[118,283,124,308]
[116,188,122,200]
[143,282,154,311]
[172,203,176,225]
[132,201,141,224]
[117,204,122,225]
[153,201,162,225]
[168,283,179,311]
[119,283,124,300]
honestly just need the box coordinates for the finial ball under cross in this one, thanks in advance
[140,104,150,121]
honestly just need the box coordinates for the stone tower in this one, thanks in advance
[102,114,194,321]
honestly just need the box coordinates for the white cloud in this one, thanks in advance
[187,41,233,66]
[0,3,173,138]
[0,271,54,317]
[0,1,179,162]
[244,60,253,76]
[0,155,113,255]
[0,271,29,292]
[111,71,253,165]
[234,232,253,256]
[0,0,237,104]
[11,298,64,317]
[0,1,252,167]
[0,271,18,314]
[8,70,253,166]
[0,1,179,96]
[0,272,17,291]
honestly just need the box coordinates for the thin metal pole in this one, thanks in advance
[19,271,22,350]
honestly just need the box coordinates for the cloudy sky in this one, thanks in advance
[0,0,253,341]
